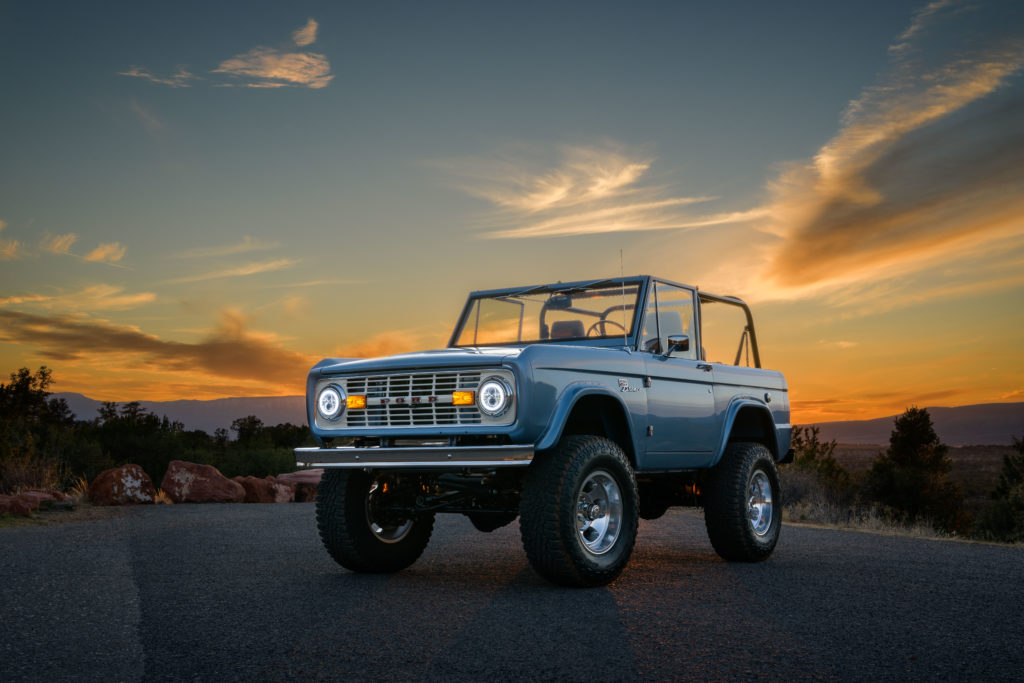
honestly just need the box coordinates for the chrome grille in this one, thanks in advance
[342,371,483,427]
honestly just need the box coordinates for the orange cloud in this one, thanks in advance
[119,20,329,90]
[441,143,761,239]
[0,309,313,390]
[212,19,332,90]
[758,2,1024,293]
[167,257,299,283]
[292,18,318,47]
[84,242,126,263]
[0,219,25,260]
[41,233,78,254]
[0,285,154,312]
[335,328,448,359]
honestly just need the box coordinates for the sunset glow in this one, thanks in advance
[1,1,1021,423]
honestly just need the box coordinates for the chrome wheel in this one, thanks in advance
[748,469,773,537]
[367,480,413,544]
[576,470,623,555]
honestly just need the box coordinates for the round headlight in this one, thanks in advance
[317,384,346,421]
[477,377,512,417]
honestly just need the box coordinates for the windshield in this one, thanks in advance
[452,281,642,347]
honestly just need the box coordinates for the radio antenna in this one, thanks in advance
[620,249,628,348]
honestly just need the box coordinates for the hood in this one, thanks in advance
[314,347,523,375]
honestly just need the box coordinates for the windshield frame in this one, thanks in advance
[448,276,651,349]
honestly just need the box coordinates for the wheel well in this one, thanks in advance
[727,406,777,458]
[561,395,636,466]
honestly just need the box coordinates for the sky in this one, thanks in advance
[1,0,1022,424]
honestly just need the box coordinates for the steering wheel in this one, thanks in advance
[587,319,627,337]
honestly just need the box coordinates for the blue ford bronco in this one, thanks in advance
[296,276,792,587]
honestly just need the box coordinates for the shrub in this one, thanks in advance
[975,437,1024,543]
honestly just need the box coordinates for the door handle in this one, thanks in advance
[697,363,712,372]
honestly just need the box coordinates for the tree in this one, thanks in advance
[865,407,968,534]
[0,367,77,492]
[231,415,268,448]
[975,437,1024,543]
[86,401,186,484]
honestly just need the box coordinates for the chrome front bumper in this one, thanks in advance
[294,444,534,469]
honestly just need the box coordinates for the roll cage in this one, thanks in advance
[448,275,761,368]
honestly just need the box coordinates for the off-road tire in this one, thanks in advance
[520,435,639,587]
[703,441,780,562]
[465,512,518,533]
[316,469,435,573]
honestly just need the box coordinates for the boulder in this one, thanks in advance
[266,476,295,503]
[0,492,57,517]
[23,489,66,502]
[276,469,322,502]
[89,465,156,506]
[233,476,277,503]
[161,461,244,504]
[0,494,35,517]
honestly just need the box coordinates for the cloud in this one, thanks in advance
[0,238,24,260]
[272,278,365,288]
[442,143,759,239]
[119,66,196,88]
[757,0,1024,294]
[62,285,156,311]
[213,47,333,89]
[0,309,312,389]
[0,294,50,306]
[334,328,448,359]
[84,242,126,263]
[0,219,25,259]
[0,285,155,312]
[888,0,966,57]
[167,257,299,283]
[119,20,330,90]
[175,236,281,258]
[41,233,78,255]
[292,18,318,47]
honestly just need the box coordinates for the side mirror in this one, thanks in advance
[663,334,690,357]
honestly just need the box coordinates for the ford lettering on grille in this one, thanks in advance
[340,371,483,427]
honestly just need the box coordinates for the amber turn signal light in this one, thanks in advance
[452,391,475,406]
[347,395,367,409]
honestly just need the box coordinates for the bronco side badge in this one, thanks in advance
[617,378,641,393]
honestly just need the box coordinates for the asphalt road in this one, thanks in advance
[2,504,1022,682]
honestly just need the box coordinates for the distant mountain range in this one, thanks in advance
[54,392,1023,446]
[54,393,307,435]
[810,403,1023,446]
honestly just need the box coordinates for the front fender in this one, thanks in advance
[534,382,634,452]
[710,399,781,467]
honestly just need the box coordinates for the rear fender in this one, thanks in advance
[711,400,781,466]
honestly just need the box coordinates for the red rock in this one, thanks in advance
[89,465,156,506]
[0,494,36,517]
[276,469,322,502]
[233,476,277,503]
[24,489,67,502]
[18,491,59,507]
[161,461,244,504]
[265,476,295,503]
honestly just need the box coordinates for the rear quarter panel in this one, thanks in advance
[711,364,791,463]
